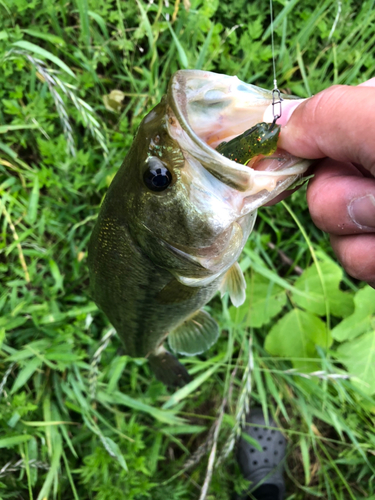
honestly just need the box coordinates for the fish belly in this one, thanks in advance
[88,215,219,359]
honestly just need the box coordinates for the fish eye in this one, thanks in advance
[143,157,172,192]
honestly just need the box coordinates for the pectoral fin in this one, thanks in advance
[220,262,246,307]
[168,309,220,356]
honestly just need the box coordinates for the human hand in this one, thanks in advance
[266,79,375,285]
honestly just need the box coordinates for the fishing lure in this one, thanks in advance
[216,122,280,165]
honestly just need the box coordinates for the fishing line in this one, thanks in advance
[270,0,282,125]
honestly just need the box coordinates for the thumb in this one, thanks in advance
[270,83,375,174]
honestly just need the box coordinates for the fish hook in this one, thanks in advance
[271,84,283,129]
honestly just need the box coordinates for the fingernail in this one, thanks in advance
[359,77,375,87]
[349,194,375,229]
[263,99,305,126]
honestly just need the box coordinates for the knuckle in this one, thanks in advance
[331,234,375,282]
[306,176,333,231]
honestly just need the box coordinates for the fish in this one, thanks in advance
[88,70,311,387]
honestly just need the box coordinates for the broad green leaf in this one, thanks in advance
[293,261,354,318]
[265,309,331,371]
[337,331,375,395]
[0,435,32,448]
[242,250,316,300]
[12,41,75,78]
[230,273,286,328]
[332,286,375,341]
[11,356,43,394]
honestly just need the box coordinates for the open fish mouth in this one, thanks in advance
[167,70,311,214]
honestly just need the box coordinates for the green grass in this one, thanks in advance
[1,0,375,498]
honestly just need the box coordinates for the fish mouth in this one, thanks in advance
[167,70,311,213]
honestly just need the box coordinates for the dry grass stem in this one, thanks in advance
[6,50,108,156]
[0,362,15,401]
[0,459,50,477]
[1,205,30,283]
[283,369,351,380]
[267,242,303,275]
[89,328,116,399]
[198,397,227,500]
[183,422,216,471]
[217,336,254,465]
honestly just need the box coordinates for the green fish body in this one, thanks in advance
[88,70,311,386]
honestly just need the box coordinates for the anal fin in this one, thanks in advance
[168,309,219,356]
[148,346,191,388]
[220,261,246,307]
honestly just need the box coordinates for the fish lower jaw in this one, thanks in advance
[246,159,312,194]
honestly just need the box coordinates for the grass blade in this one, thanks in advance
[75,0,91,47]
[10,357,43,394]
[12,41,76,78]
[0,435,32,448]
[196,25,213,70]
[162,364,220,410]
[167,22,189,69]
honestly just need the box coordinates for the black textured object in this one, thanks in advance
[143,157,172,192]
[235,408,287,500]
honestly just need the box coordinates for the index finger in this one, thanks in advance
[277,85,375,175]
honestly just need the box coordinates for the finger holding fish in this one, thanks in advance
[262,79,375,284]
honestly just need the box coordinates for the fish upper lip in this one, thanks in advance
[167,70,311,200]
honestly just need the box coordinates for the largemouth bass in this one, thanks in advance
[88,70,311,387]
